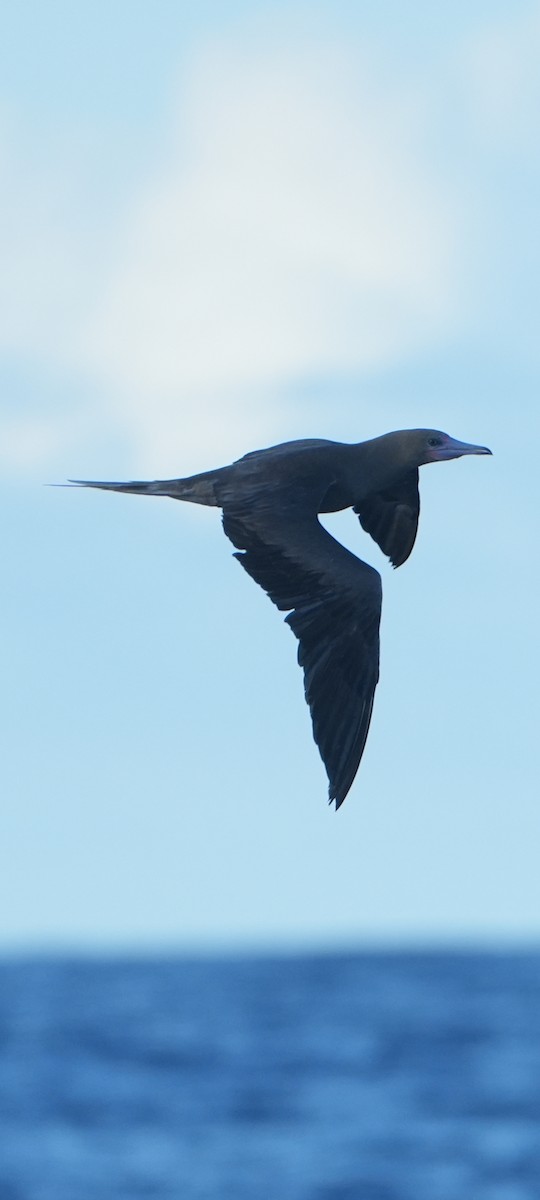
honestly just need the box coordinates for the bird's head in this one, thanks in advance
[407,429,492,467]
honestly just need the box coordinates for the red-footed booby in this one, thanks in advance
[72,429,491,808]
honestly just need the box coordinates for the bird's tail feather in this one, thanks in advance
[69,467,227,507]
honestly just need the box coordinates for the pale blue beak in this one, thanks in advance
[438,437,492,461]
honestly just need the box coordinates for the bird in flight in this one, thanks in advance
[72,428,491,808]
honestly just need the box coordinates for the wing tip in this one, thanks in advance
[328,786,347,812]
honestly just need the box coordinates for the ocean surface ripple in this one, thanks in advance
[1,952,539,1199]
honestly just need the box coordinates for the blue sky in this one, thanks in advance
[1,1,539,950]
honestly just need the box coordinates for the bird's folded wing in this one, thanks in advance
[222,497,382,808]
[354,468,419,568]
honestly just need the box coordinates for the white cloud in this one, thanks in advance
[0,21,478,472]
[78,38,461,464]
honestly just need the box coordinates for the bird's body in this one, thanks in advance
[73,429,491,808]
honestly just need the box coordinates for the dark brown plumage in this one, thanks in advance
[72,428,491,808]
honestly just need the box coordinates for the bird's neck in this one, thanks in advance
[348,435,413,501]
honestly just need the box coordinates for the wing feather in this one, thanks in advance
[354,469,420,567]
[222,501,381,808]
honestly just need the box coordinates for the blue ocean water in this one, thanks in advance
[1,952,539,1199]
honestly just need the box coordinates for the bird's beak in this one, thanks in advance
[438,437,492,461]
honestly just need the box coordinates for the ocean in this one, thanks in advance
[0,952,539,1199]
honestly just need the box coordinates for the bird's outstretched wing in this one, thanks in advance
[222,490,381,808]
[354,469,419,568]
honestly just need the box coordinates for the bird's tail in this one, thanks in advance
[69,466,228,507]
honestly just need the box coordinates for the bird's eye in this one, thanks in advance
[427,437,442,447]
